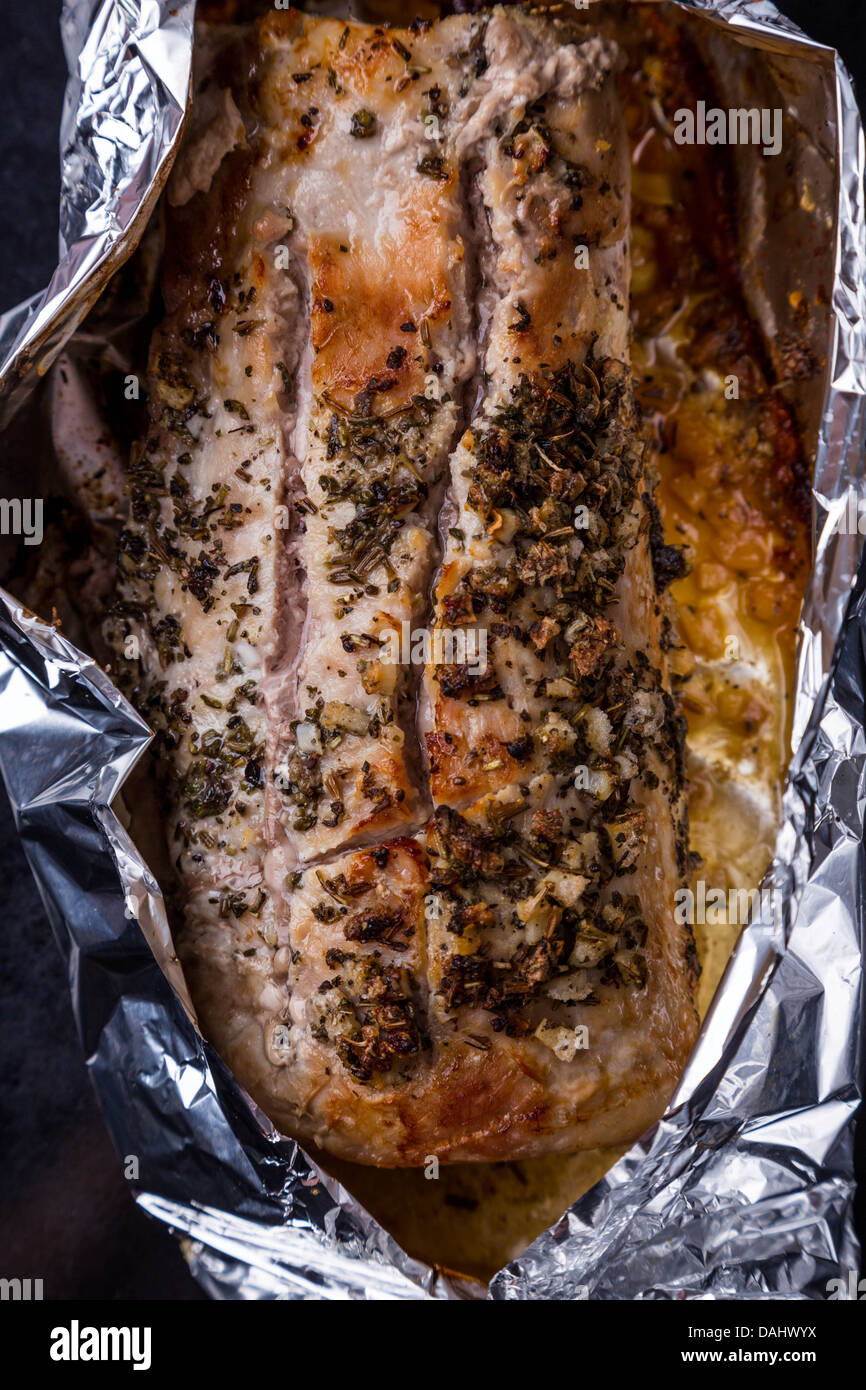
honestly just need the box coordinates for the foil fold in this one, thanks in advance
[0,0,194,428]
[0,0,863,1300]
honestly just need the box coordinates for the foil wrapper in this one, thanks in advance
[0,0,863,1300]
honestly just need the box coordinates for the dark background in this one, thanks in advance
[1,0,864,1301]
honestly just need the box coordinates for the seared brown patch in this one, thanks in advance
[426,728,530,804]
[309,176,455,409]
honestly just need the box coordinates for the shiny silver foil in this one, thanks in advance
[0,0,863,1301]
[0,0,194,425]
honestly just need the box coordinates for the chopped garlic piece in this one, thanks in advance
[534,1020,590,1062]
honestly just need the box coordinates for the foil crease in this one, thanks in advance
[0,0,194,428]
[0,0,863,1301]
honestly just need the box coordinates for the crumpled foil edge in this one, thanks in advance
[0,0,195,427]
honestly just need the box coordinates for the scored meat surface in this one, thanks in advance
[109,4,699,1166]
